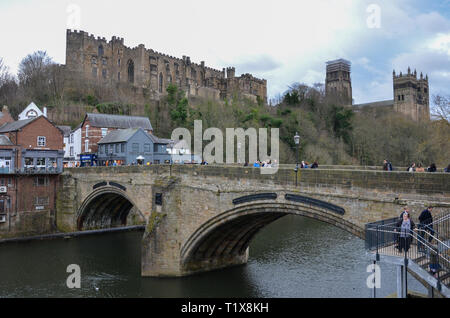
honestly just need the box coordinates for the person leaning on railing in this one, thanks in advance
[396,212,415,254]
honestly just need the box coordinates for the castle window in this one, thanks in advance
[118,59,121,66]
[191,67,197,79]
[102,69,107,79]
[102,58,107,66]
[402,95,405,101]
[150,64,157,73]
[91,57,97,65]
[127,60,134,83]
[398,95,401,101]
[159,73,163,93]
[168,75,172,84]
[98,45,104,56]
[92,67,97,78]
[424,88,428,93]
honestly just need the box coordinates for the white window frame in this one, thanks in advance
[85,125,89,138]
[101,128,108,137]
[85,140,89,153]
[37,136,46,147]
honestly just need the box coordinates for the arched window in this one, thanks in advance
[98,45,104,56]
[159,73,163,93]
[127,60,134,84]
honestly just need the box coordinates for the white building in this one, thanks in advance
[18,102,47,120]
[67,124,82,167]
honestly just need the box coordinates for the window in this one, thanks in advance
[99,145,104,154]
[92,67,97,78]
[154,144,159,153]
[91,57,97,65]
[132,143,139,153]
[25,158,33,166]
[144,144,151,153]
[36,158,46,166]
[159,73,163,93]
[150,64,157,72]
[402,95,405,101]
[37,136,46,147]
[70,146,74,156]
[101,128,108,137]
[102,69,107,79]
[85,140,89,153]
[70,134,74,144]
[98,45,104,56]
[34,176,49,187]
[86,125,89,138]
[8,178,12,187]
[102,58,107,65]
[128,59,134,83]
[115,144,119,153]
[118,72,121,81]
[118,59,121,66]
[121,143,125,153]
[105,145,109,154]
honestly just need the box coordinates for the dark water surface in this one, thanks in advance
[0,215,426,298]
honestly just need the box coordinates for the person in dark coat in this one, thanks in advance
[427,163,437,172]
[418,207,434,252]
[311,161,319,169]
[396,212,415,254]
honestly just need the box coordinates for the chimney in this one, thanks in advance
[43,107,48,117]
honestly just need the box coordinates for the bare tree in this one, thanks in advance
[431,94,450,122]
[18,51,55,103]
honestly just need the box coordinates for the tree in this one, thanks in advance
[431,95,449,123]
[18,51,56,103]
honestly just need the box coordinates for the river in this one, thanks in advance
[0,215,426,298]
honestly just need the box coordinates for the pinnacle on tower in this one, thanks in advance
[408,67,411,75]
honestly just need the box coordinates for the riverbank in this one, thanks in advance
[0,225,145,244]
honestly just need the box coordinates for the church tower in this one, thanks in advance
[393,67,430,121]
[326,59,352,105]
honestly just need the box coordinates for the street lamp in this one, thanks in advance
[294,132,300,187]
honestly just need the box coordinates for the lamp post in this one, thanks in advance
[294,132,300,187]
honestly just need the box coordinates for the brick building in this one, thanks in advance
[0,114,64,238]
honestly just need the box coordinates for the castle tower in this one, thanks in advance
[326,59,352,105]
[393,68,430,121]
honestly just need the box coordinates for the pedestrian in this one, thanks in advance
[444,164,450,173]
[418,206,434,252]
[253,161,260,168]
[427,163,437,172]
[407,163,416,172]
[244,161,249,167]
[383,159,393,171]
[396,212,415,254]
[415,163,425,172]
[311,161,319,169]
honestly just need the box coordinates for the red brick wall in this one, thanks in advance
[17,117,64,151]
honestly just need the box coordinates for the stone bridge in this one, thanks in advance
[57,165,450,277]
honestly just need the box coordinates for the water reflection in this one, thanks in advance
[0,215,426,298]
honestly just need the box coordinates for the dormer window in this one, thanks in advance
[27,110,37,118]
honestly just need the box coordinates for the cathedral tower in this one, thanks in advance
[326,59,352,105]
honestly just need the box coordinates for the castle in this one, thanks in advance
[325,59,430,121]
[65,30,267,104]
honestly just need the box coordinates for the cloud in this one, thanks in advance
[232,55,282,74]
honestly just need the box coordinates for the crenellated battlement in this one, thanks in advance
[65,29,267,103]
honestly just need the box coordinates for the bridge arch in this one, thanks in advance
[77,186,144,230]
[180,201,363,274]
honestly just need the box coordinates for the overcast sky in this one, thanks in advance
[0,0,449,103]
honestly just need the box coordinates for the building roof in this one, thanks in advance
[98,128,170,145]
[0,135,13,146]
[0,118,36,133]
[98,128,142,144]
[84,113,153,131]
[57,125,72,137]
[353,100,394,109]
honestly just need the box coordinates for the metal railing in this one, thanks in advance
[366,213,450,290]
